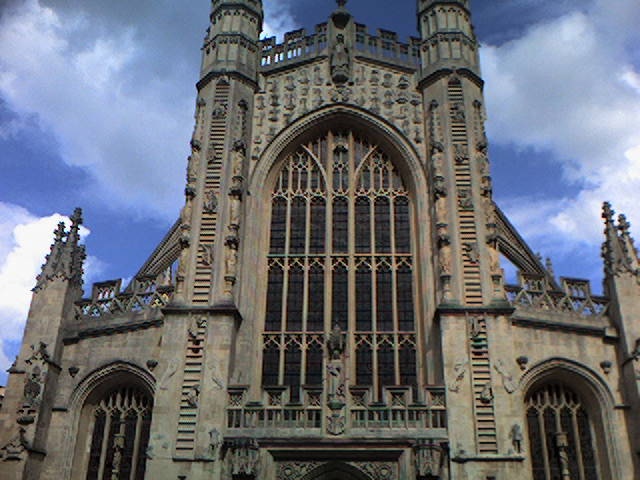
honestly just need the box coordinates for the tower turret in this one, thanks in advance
[417,0,480,83]
[416,0,499,307]
[172,0,263,307]
[148,2,265,466]
[415,0,510,466]
[201,0,264,84]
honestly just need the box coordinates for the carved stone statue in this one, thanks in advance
[326,362,344,405]
[225,245,238,281]
[454,144,468,164]
[229,197,241,228]
[439,245,452,276]
[208,428,223,461]
[331,34,350,84]
[480,382,493,404]
[23,368,42,407]
[203,191,218,214]
[463,242,480,264]
[510,424,524,454]
[449,361,467,393]
[186,384,200,408]
[327,324,345,360]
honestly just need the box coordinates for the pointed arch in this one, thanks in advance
[249,104,428,202]
[520,357,621,480]
[66,362,156,480]
[69,361,156,410]
[301,461,372,480]
[238,103,438,410]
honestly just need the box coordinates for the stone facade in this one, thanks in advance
[1,1,639,479]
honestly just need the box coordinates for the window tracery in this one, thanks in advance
[262,130,418,402]
[83,386,153,480]
[526,383,598,480]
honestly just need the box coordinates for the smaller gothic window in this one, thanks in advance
[85,386,152,480]
[526,383,599,480]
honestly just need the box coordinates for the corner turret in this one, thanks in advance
[601,202,640,471]
[417,0,480,83]
[200,0,264,85]
[602,202,640,277]
[0,209,85,476]
[33,209,85,293]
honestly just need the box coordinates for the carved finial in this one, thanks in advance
[34,209,86,291]
[331,0,351,30]
[618,213,639,270]
[602,202,639,277]
[53,222,66,243]
[602,202,615,223]
[545,257,555,279]
[618,214,631,236]
[34,222,67,291]
[66,208,85,287]
[67,208,83,247]
[70,208,83,228]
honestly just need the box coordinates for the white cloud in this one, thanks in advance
[0,0,192,219]
[0,203,102,378]
[482,0,640,252]
[0,0,298,222]
[262,0,298,40]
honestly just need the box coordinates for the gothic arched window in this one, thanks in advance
[526,383,599,480]
[82,386,153,480]
[262,130,418,402]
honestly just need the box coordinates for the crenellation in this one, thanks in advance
[76,276,174,320]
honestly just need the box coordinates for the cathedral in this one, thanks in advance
[1,0,640,478]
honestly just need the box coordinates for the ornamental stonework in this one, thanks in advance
[251,59,425,166]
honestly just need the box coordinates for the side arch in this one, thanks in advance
[69,361,156,411]
[65,362,156,480]
[519,357,621,479]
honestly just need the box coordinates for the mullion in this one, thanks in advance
[264,131,418,400]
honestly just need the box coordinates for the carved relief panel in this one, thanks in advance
[250,60,425,176]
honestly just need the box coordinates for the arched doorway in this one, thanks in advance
[301,462,371,480]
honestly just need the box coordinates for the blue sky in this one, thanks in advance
[0,0,639,382]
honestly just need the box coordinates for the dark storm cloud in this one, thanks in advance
[39,0,209,102]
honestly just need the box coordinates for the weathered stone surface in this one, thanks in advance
[1,1,638,479]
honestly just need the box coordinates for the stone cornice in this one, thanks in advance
[63,318,164,345]
[510,316,613,338]
[436,304,515,317]
[210,1,263,24]
[452,454,524,464]
[162,303,243,327]
[417,67,483,90]
[197,70,259,92]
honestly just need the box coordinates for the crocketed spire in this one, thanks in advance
[34,208,86,291]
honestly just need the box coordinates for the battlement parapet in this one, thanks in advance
[505,274,609,319]
[260,23,420,72]
[75,276,174,320]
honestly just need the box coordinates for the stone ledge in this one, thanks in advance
[452,454,525,464]
[511,316,608,337]
[63,318,164,345]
